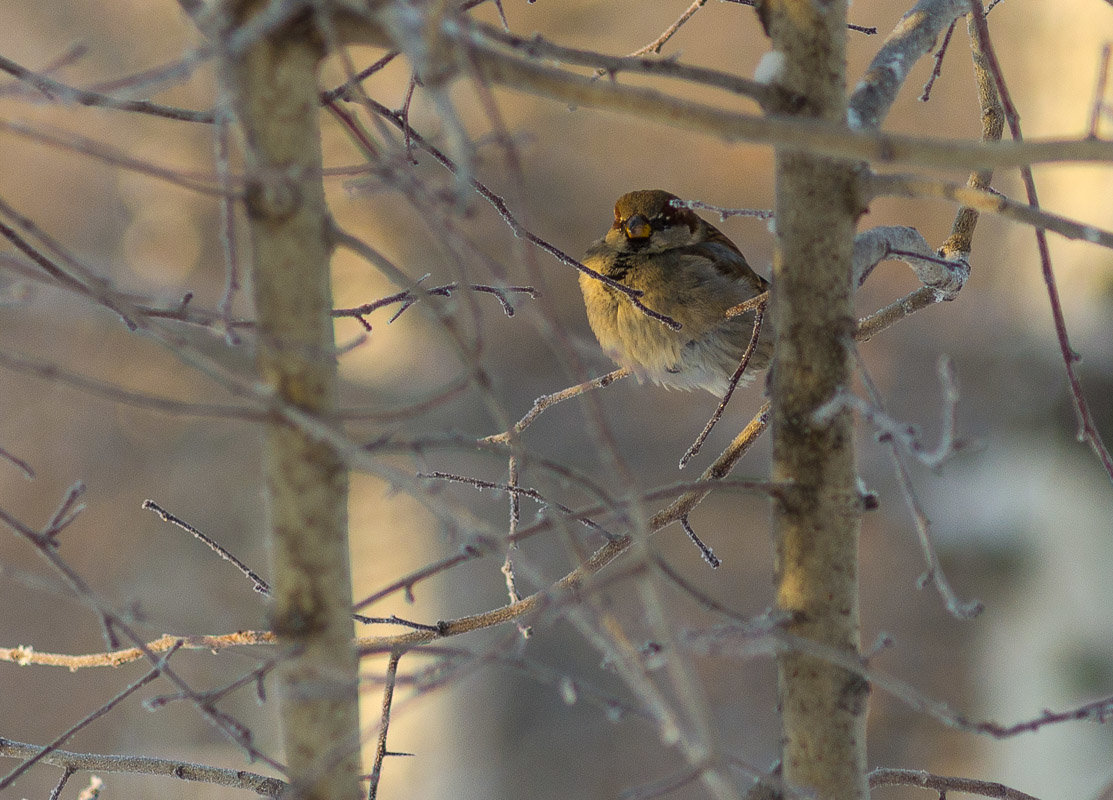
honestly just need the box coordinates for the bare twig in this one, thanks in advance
[347,95,679,331]
[869,768,1041,800]
[213,110,242,345]
[143,500,270,594]
[145,657,280,712]
[320,51,401,103]
[848,0,970,130]
[670,197,774,222]
[360,416,772,612]
[626,0,708,57]
[834,351,983,620]
[0,646,176,791]
[43,481,86,543]
[0,738,285,797]
[472,21,772,107]
[0,501,283,769]
[332,280,538,331]
[0,54,212,122]
[816,357,967,471]
[679,297,767,468]
[966,0,1113,485]
[0,631,276,670]
[418,471,611,536]
[941,12,1003,259]
[0,445,34,479]
[687,623,1113,743]
[853,226,969,296]
[483,369,632,445]
[1089,42,1113,138]
[0,350,265,420]
[47,767,75,800]
[502,455,532,638]
[0,120,228,196]
[679,516,721,569]
[867,173,1113,250]
[919,17,958,102]
[718,0,875,33]
[142,499,432,630]
[12,625,1113,748]
[367,650,404,800]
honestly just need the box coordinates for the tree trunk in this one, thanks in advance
[220,5,362,799]
[761,2,869,798]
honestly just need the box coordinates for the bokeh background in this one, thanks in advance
[2,1,1113,798]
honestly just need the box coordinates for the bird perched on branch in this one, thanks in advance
[579,189,772,396]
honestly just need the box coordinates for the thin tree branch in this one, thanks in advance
[869,768,1041,800]
[821,352,982,619]
[0,349,267,420]
[367,650,404,800]
[0,738,285,797]
[868,173,1113,250]
[966,0,1113,485]
[483,369,631,445]
[0,54,213,122]
[0,632,276,670]
[1,493,284,768]
[469,20,772,107]
[330,7,1113,172]
[142,500,270,594]
[679,296,768,468]
[0,645,178,791]
[1089,42,1112,138]
[0,445,34,479]
[919,17,958,102]
[848,0,970,130]
[626,0,709,57]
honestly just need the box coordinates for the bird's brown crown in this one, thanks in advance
[612,189,700,236]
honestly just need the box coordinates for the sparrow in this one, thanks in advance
[579,189,772,396]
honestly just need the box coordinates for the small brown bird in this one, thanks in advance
[579,189,771,396]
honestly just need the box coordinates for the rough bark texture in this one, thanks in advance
[761,1,869,799]
[221,5,362,799]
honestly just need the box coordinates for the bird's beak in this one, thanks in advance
[623,214,652,240]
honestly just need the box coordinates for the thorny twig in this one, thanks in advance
[367,650,407,800]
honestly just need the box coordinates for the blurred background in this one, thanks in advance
[1,1,1112,798]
